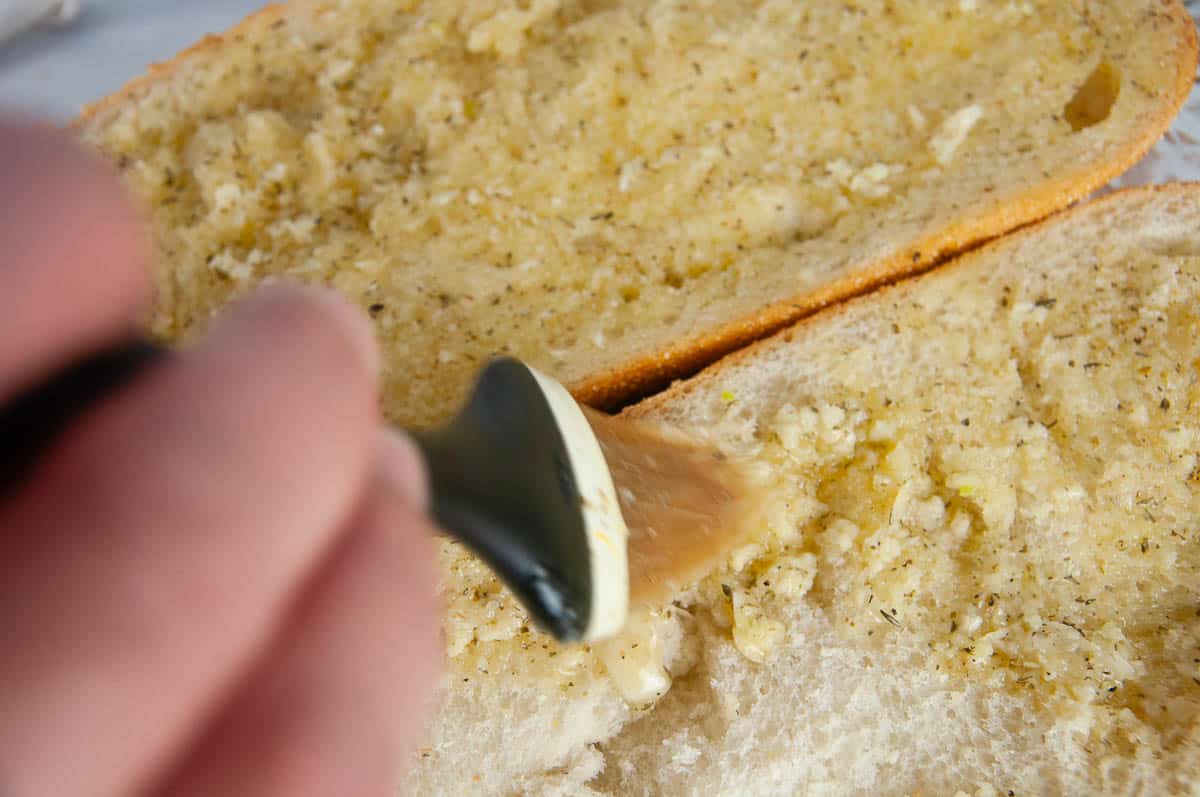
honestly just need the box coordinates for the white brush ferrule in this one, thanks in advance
[526,366,630,641]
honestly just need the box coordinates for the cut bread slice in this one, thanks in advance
[75,0,1195,425]
[599,183,1200,796]
[407,184,1200,795]
[408,184,1200,792]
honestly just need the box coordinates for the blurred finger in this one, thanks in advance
[156,443,441,797]
[0,284,380,797]
[0,120,151,400]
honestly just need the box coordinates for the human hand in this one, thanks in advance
[0,120,441,796]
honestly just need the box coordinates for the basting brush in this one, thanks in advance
[0,346,759,642]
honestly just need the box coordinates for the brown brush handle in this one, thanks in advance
[0,338,167,498]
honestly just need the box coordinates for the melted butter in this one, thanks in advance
[676,245,1200,755]
[599,610,672,706]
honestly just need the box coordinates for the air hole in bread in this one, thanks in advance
[1064,62,1121,131]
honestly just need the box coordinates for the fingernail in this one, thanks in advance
[378,430,429,511]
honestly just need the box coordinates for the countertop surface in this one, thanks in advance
[0,0,1197,186]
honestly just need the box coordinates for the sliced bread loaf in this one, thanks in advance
[77,0,1195,424]
[70,2,1200,793]
[411,183,1200,795]
[405,184,1200,795]
[600,183,1200,796]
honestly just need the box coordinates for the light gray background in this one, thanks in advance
[0,0,1196,185]
[0,0,265,118]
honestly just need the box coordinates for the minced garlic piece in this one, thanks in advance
[758,554,818,599]
[730,589,785,664]
[599,611,673,706]
[848,163,896,199]
[929,105,984,166]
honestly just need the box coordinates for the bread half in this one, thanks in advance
[606,183,1200,796]
[404,183,1200,795]
[76,0,1196,423]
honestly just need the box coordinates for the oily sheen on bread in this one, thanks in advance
[71,2,1199,794]
[606,184,1200,796]
[76,0,1195,423]
[404,185,1200,795]
[402,183,1200,796]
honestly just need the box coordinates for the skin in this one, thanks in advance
[0,119,441,797]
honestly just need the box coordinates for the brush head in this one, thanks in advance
[583,408,759,608]
[529,367,760,635]
[416,357,756,644]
